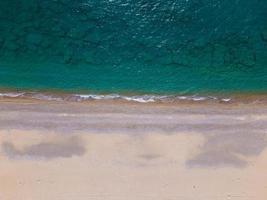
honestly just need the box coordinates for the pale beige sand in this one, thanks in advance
[0,99,267,200]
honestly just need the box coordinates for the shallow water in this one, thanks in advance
[0,0,267,94]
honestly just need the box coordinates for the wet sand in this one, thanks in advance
[0,99,267,200]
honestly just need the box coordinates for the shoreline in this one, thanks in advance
[1,97,267,134]
[0,88,267,104]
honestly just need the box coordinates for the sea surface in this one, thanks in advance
[0,0,267,102]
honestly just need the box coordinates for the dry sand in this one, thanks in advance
[0,99,267,200]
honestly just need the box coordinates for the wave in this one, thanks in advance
[0,91,233,103]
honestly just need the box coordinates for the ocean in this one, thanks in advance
[0,0,267,102]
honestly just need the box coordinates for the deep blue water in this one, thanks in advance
[0,0,267,95]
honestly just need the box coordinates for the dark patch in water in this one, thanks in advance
[2,136,85,159]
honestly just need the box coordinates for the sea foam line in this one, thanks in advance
[0,92,232,103]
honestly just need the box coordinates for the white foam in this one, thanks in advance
[0,92,25,98]
[221,98,231,102]
[0,92,232,103]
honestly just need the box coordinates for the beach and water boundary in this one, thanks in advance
[1,0,267,199]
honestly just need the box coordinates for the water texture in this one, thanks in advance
[0,0,267,94]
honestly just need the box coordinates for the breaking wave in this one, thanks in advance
[0,91,232,103]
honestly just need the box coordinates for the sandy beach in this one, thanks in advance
[0,99,267,200]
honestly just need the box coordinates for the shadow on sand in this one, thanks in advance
[187,131,267,168]
[2,136,86,159]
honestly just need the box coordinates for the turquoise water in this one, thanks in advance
[0,0,267,95]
